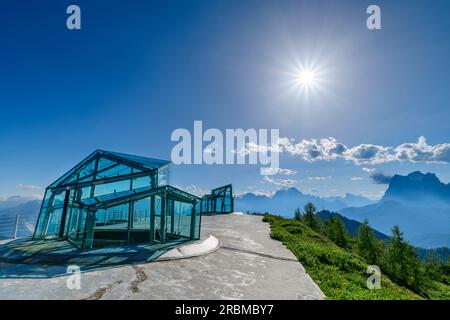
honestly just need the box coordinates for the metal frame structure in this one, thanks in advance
[201,184,234,215]
[33,150,201,249]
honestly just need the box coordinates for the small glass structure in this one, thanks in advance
[33,150,202,249]
[201,184,234,215]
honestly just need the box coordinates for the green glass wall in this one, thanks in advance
[201,184,234,215]
[33,151,201,249]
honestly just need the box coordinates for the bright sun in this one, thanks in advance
[296,69,318,87]
[282,60,327,101]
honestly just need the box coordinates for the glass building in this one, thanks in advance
[201,184,234,215]
[33,150,202,249]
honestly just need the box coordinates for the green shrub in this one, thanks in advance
[285,225,303,235]
[264,214,423,300]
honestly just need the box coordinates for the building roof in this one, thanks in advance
[48,150,171,189]
[98,150,171,171]
[80,185,200,209]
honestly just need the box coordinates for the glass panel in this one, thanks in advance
[92,203,129,247]
[132,197,151,229]
[34,189,65,239]
[44,207,63,237]
[152,196,162,242]
[194,201,201,239]
[93,180,131,197]
[96,164,134,179]
[201,185,233,214]
[133,176,151,189]
[166,199,194,239]
[63,159,96,185]
[76,186,93,201]
[97,157,115,171]
[34,189,51,238]
[129,197,151,244]
[95,203,129,229]
[67,206,87,248]
[60,189,76,238]
[158,165,170,186]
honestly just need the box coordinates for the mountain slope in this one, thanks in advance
[316,210,389,240]
[264,214,422,299]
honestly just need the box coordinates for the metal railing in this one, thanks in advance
[0,215,35,240]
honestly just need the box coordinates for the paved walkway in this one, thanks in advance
[0,214,324,299]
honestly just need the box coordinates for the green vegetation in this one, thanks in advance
[323,215,350,249]
[263,203,450,300]
[355,219,383,265]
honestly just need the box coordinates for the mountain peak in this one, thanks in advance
[406,171,438,181]
[383,171,449,207]
[272,187,304,197]
[284,187,302,193]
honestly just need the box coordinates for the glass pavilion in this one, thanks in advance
[201,184,234,215]
[33,150,203,249]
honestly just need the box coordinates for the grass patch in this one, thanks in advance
[264,214,422,300]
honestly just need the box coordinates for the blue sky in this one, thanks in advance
[1,0,450,200]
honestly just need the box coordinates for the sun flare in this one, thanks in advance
[281,57,330,103]
[296,69,318,87]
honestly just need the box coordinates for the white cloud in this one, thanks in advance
[278,168,297,175]
[343,144,394,164]
[17,184,43,190]
[273,136,450,165]
[394,136,450,163]
[263,176,297,188]
[252,189,275,197]
[260,167,297,176]
[308,176,331,181]
[370,172,393,185]
[29,194,44,200]
[362,167,376,173]
[278,137,346,162]
[351,177,364,181]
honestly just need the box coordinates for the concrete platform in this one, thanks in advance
[0,236,218,274]
[0,214,324,300]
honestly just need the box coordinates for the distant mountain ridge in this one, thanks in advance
[342,171,450,248]
[235,188,375,216]
[236,171,450,249]
[0,195,41,211]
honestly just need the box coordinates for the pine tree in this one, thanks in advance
[424,252,442,282]
[294,208,302,221]
[384,225,428,293]
[356,219,382,264]
[302,202,320,230]
[325,216,349,248]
